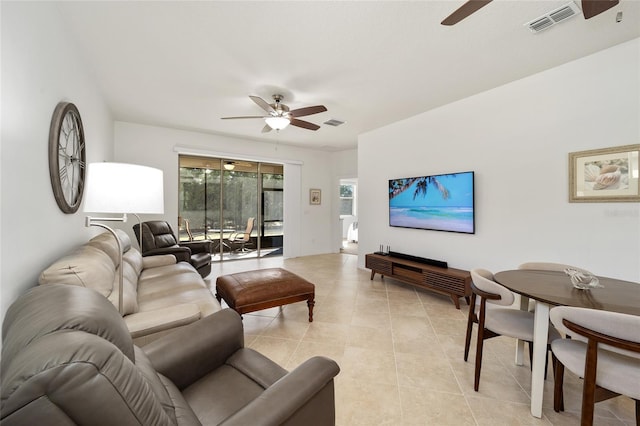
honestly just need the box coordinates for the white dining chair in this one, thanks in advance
[550,306,640,426]
[465,268,561,391]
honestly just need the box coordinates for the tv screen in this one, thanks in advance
[389,171,475,234]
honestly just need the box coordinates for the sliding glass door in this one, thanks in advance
[178,155,283,261]
[221,161,258,255]
[261,166,284,254]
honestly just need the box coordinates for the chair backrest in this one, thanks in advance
[470,268,515,306]
[518,262,592,275]
[550,306,640,359]
[1,285,176,425]
[183,218,194,242]
[133,221,178,252]
[240,217,255,242]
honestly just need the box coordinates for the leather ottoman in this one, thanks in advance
[215,268,315,322]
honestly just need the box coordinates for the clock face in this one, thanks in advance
[48,102,86,213]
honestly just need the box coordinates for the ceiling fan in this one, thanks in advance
[441,0,619,25]
[221,94,327,133]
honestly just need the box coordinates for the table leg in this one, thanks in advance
[530,302,550,418]
[212,239,232,253]
[515,295,530,366]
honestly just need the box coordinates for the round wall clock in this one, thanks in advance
[48,101,86,214]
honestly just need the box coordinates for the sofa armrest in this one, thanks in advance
[143,309,244,389]
[141,254,177,269]
[180,240,213,254]
[144,246,191,263]
[124,304,201,338]
[221,356,340,426]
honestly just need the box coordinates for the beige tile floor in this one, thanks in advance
[204,253,637,426]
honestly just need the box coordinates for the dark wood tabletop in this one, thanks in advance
[494,270,640,316]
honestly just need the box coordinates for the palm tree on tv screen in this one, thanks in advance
[389,176,452,201]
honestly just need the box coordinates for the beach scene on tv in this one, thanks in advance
[389,172,474,234]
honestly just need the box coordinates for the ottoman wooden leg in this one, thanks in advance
[307,298,315,322]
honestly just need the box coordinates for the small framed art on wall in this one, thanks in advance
[310,189,321,205]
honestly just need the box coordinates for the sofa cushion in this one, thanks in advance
[39,244,138,315]
[87,228,131,266]
[38,245,115,296]
[182,364,266,425]
[123,247,144,282]
[1,293,176,426]
[39,229,141,315]
[138,272,207,299]
[225,348,288,388]
[158,375,201,426]
[190,252,211,270]
[142,254,177,269]
[2,284,135,363]
[139,262,197,282]
[134,346,178,423]
[137,266,218,320]
[88,230,139,314]
[125,304,202,338]
[138,287,219,320]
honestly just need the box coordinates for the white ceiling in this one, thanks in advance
[57,1,640,151]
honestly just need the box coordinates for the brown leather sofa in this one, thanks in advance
[1,284,340,425]
[133,221,212,278]
[39,229,220,346]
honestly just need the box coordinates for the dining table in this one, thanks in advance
[494,269,640,418]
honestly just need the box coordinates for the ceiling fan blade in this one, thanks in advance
[221,116,265,120]
[261,123,272,133]
[249,95,276,114]
[441,0,492,26]
[289,105,327,118]
[290,118,320,131]
[582,0,619,19]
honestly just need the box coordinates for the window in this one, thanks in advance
[340,184,356,216]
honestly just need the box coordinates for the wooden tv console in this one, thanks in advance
[365,253,471,309]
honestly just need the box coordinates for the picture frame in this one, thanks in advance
[310,188,321,205]
[569,144,640,203]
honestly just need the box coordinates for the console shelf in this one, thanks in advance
[365,253,471,309]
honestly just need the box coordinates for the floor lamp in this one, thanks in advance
[83,162,164,315]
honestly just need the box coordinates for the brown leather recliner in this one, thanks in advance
[133,220,212,278]
[1,284,340,425]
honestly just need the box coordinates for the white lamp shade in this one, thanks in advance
[83,163,164,214]
[265,116,290,130]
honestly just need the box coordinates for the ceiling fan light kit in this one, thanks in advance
[265,116,290,130]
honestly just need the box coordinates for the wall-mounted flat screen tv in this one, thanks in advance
[389,171,475,234]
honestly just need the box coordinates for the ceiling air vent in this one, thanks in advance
[524,2,580,33]
[323,119,345,127]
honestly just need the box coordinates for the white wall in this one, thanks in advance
[358,38,640,282]
[113,122,354,258]
[1,2,114,319]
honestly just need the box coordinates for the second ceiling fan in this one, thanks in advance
[221,94,327,133]
[441,0,619,25]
